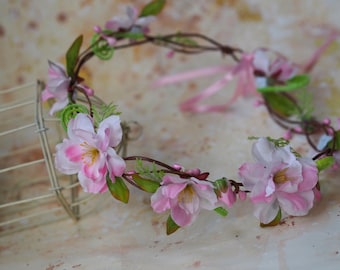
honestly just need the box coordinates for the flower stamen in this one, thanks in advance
[273,168,289,184]
[178,185,195,204]
[81,142,100,165]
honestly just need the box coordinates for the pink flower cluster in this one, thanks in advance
[238,137,319,224]
[55,113,125,194]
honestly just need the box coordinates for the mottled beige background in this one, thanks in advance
[1,1,340,269]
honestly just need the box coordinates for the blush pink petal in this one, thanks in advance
[106,148,126,178]
[193,184,218,210]
[41,89,55,101]
[277,191,314,216]
[163,183,187,199]
[81,153,107,181]
[151,190,171,213]
[97,115,122,148]
[171,204,195,227]
[49,98,69,116]
[298,158,319,191]
[78,170,108,194]
[253,200,280,225]
[238,162,267,189]
[55,140,81,174]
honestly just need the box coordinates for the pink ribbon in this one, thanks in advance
[154,53,258,113]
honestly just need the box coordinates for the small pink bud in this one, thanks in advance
[186,168,201,176]
[238,191,247,201]
[172,164,183,171]
[293,126,303,133]
[166,50,175,59]
[322,118,331,125]
[93,25,102,33]
[283,130,292,140]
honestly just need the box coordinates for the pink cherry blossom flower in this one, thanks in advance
[94,6,155,46]
[105,6,154,33]
[238,137,318,224]
[252,48,298,84]
[42,61,94,115]
[55,113,126,194]
[151,174,218,227]
[41,61,71,115]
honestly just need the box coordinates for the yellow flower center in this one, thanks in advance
[273,168,289,184]
[178,185,195,204]
[80,142,100,165]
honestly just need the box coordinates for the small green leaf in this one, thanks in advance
[66,35,83,77]
[214,207,228,217]
[263,92,298,117]
[316,156,335,171]
[260,209,282,227]
[132,174,160,193]
[91,32,114,60]
[106,176,129,203]
[166,215,180,235]
[257,74,310,93]
[139,0,166,17]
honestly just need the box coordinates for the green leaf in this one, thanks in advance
[214,207,228,217]
[166,215,180,235]
[260,209,281,227]
[106,176,129,203]
[135,159,165,181]
[316,156,335,171]
[66,35,83,77]
[132,174,160,193]
[263,92,298,117]
[139,0,166,17]
[257,74,310,93]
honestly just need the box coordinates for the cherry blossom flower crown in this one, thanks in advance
[42,0,340,234]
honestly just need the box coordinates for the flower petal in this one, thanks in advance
[78,170,108,194]
[253,200,280,224]
[97,115,122,148]
[55,139,81,174]
[277,190,314,216]
[151,188,171,213]
[171,204,196,227]
[106,148,126,178]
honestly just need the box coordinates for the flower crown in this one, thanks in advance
[42,0,340,235]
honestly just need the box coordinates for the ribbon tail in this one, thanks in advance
[153,65,233,87]
[302,31,339,73]
[179,72,234,113]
